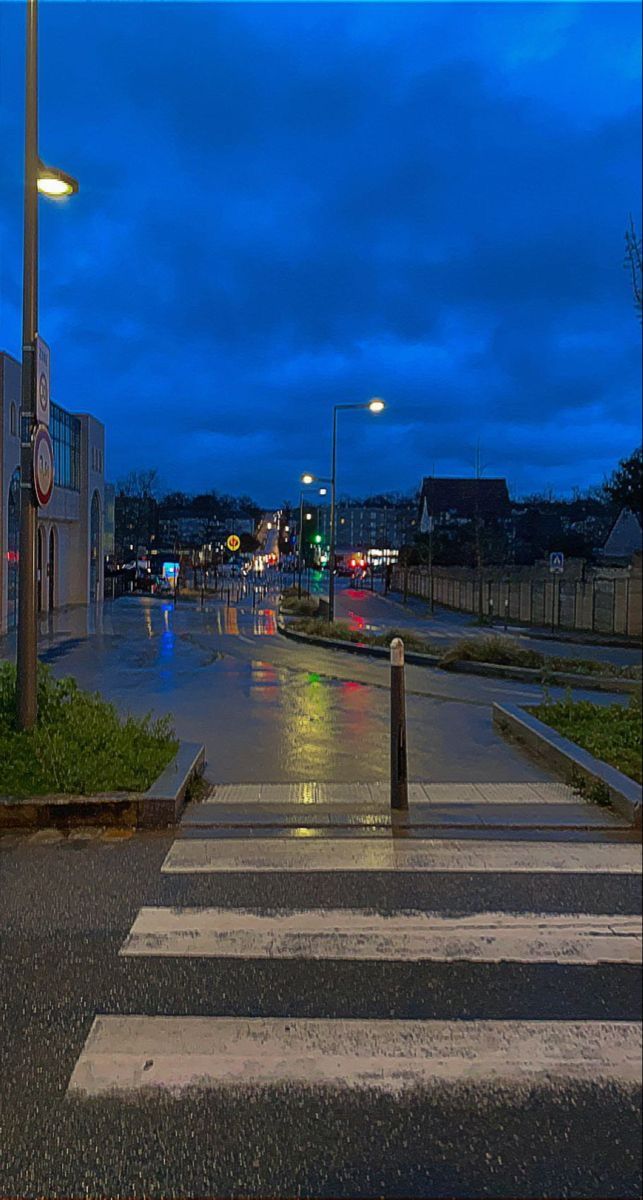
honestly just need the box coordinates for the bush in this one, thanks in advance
[0,662,178,798]
[530,693,642,784]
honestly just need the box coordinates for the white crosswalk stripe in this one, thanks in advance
[67,822,643,1099]
[161,836,643,875]
[68,1016,642,1096]
[121,906,642,965]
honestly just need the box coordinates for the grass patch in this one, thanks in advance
[440,635,642,679]
[0,663,178,798]
[280,595,320,617]
[530,693,642,784]
[289,618,436,654]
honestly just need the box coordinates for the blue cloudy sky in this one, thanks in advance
[0,1,640,504]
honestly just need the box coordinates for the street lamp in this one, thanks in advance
[17,0,79,729]
[37,162,79,197]
[327,398,385,623]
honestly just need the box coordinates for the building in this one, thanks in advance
[599,507,643,563]
[1,351,105,635]
[312,503,416,553]
[418,477,512,527]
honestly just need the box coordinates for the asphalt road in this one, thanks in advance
[316,576,643,668]
[0,589,631,784]
[0,819,640,1199]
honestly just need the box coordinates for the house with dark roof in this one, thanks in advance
[418,477,512,528]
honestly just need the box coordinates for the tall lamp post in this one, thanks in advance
[301,398,384,623]
[17,0,78,729]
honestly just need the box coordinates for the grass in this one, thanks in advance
[280,595,321,617]
[290,618,436,654]
[439,635,642,679]
[0,662,178,798]
[288,622,641,681]
[530,693,642,784]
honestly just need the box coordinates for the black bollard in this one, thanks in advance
[390,637,409,810]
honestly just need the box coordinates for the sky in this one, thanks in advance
[0,1,641,506]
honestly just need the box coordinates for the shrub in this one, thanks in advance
[0,662,178,797]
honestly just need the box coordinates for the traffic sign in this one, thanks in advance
[549,552,564,574]
[226,534,241,552]
[33,424,54,507]
[35,335,50,427]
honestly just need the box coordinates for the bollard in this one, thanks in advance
[390,638,409,810]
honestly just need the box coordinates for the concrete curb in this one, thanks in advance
[0,740,206,831]
[492,701,642,828]
[277,618,640,693]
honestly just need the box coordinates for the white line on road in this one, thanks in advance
[67,1016,643,1096]
[161,837,643,875]
[120,907,643,965]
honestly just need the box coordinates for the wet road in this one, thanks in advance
[315,576,643,668]
[0,589,616,783]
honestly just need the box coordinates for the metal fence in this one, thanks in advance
[392,567,642,639]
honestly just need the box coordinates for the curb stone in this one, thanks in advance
[492,701,642,828]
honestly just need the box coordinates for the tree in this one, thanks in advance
[603,447,643,514]
[624,217,642,322]
[117,468,158,498]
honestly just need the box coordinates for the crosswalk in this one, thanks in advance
[67,813,642,1103]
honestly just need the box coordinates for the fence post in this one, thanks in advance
[390,638,409,811]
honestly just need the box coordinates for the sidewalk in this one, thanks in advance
[188,781,636,835]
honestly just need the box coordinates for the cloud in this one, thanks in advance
[0,1,640,502]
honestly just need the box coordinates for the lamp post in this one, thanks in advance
[17,0,78,729]
[328,398,384,624]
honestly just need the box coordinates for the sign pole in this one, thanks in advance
[16,0,39,731]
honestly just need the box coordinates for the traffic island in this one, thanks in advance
[277,615,640,694]
[493,700,642,828]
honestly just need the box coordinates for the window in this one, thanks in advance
[10,403,17,436]
[51,402,80,491]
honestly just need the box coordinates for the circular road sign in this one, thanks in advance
[33,424,54,507]
[38,369,49,421]
[226,534,241,553]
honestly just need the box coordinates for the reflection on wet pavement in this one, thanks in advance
[0,594,556,785]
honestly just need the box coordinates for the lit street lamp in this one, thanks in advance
[303,398,385,623]
[17,0,79,729]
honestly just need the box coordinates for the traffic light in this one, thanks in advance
[314,534,322,545]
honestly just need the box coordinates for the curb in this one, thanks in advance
[277,619,639,693]
[0,740,206,831]
[492,702,642,828]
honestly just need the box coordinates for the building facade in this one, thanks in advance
[1,351,105,635]
[311,503,417,551]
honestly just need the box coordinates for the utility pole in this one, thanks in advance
[16,0,39,730]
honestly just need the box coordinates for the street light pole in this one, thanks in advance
[328,406,338,623]
[16,0,39,730]
[327,398,385,625]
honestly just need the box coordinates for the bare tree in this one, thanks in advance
[624,216,642,322]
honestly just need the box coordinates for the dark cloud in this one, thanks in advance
[0,1,640,503]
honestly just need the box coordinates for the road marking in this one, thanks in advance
[161,837,642,875]
[120,907,642,964]
[67,1017,642,1096]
